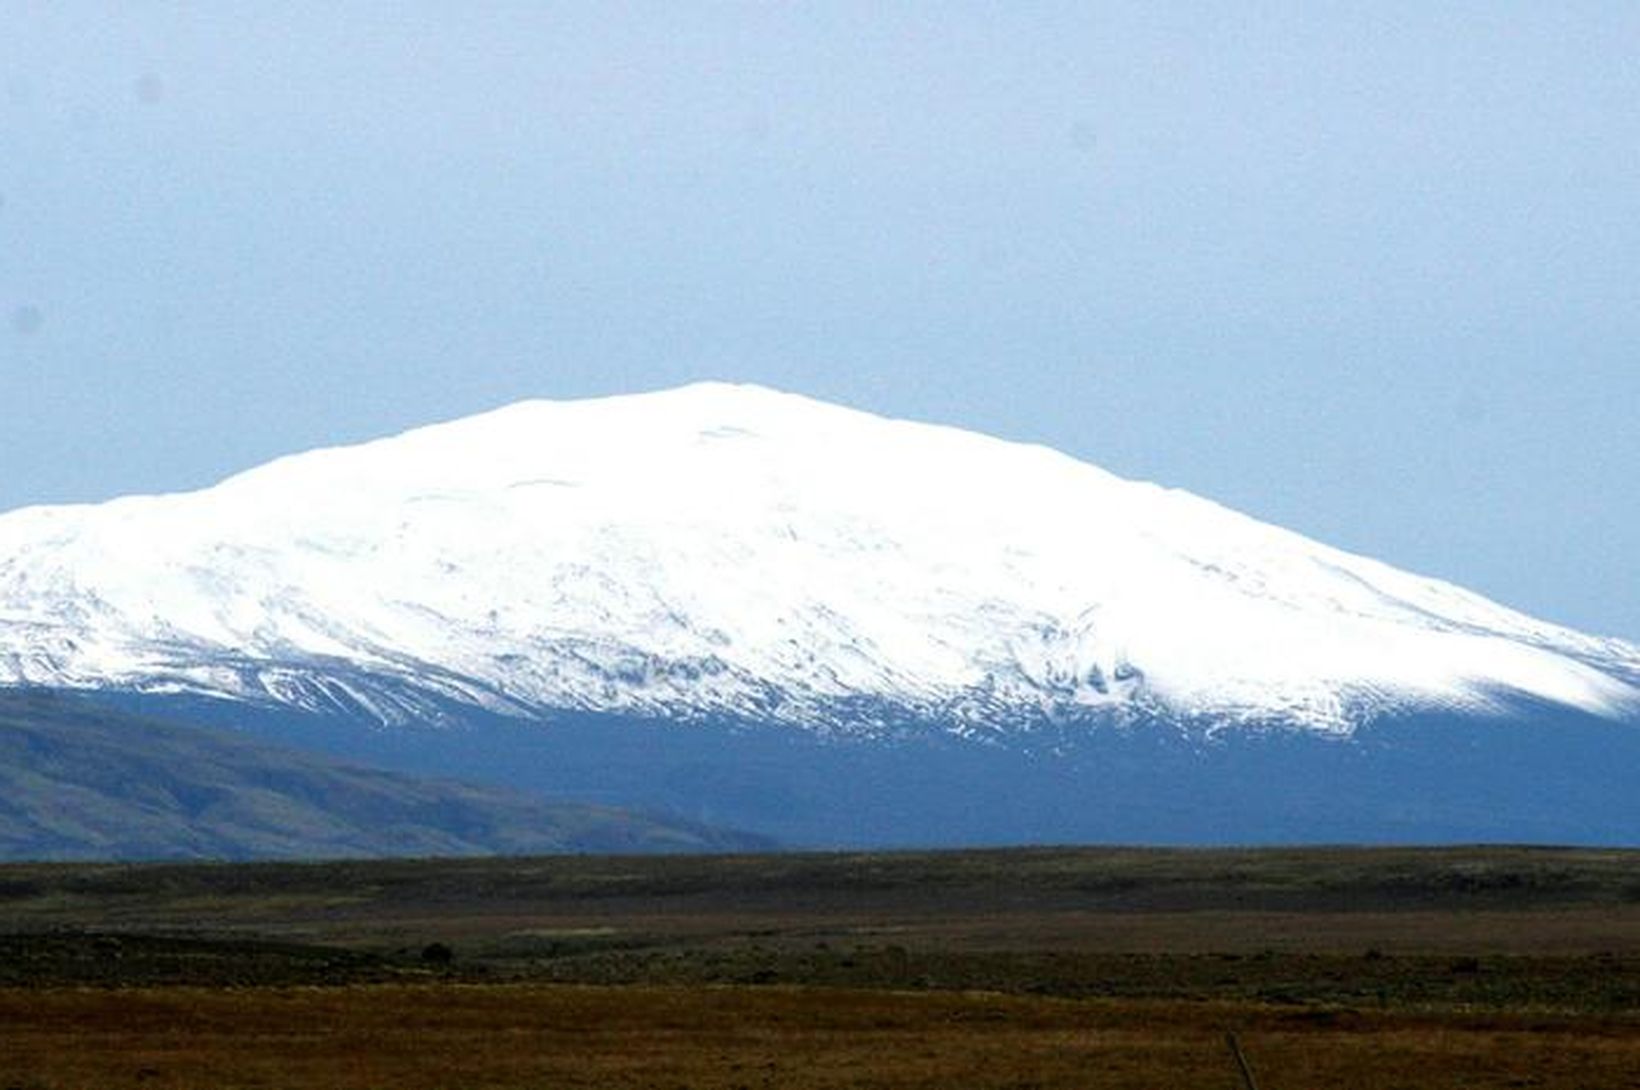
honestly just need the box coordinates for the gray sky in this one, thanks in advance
[2,2,1637,640]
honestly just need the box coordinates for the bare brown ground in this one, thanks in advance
[2,983,1639,1090]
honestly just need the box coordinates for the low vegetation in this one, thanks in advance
[3,845,1639,1087]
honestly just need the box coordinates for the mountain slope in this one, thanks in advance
[1,384,1638,848]
[1,383,1635,736]
[0,691,769,860]
[75,686,1640,848]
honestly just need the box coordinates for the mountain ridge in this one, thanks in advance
[2,382,1636,738]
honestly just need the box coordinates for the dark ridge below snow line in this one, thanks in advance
[69,687,1640,849]
[0,689,772,861]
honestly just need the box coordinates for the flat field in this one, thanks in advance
[2,846,1639,1088]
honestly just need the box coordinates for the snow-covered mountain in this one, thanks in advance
[2,382,1636,738]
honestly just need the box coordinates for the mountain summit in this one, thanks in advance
[2,382,1636,741]
[4,383,1639,846]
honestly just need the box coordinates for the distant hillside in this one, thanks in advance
[0,692,769,860]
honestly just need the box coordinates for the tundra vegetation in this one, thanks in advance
[2,845,1639,1088]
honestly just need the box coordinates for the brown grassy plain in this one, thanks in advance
[2,846,1639,1088]
[4,984,1640,1090]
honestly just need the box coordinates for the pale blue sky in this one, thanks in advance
[1,3,1637,639]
